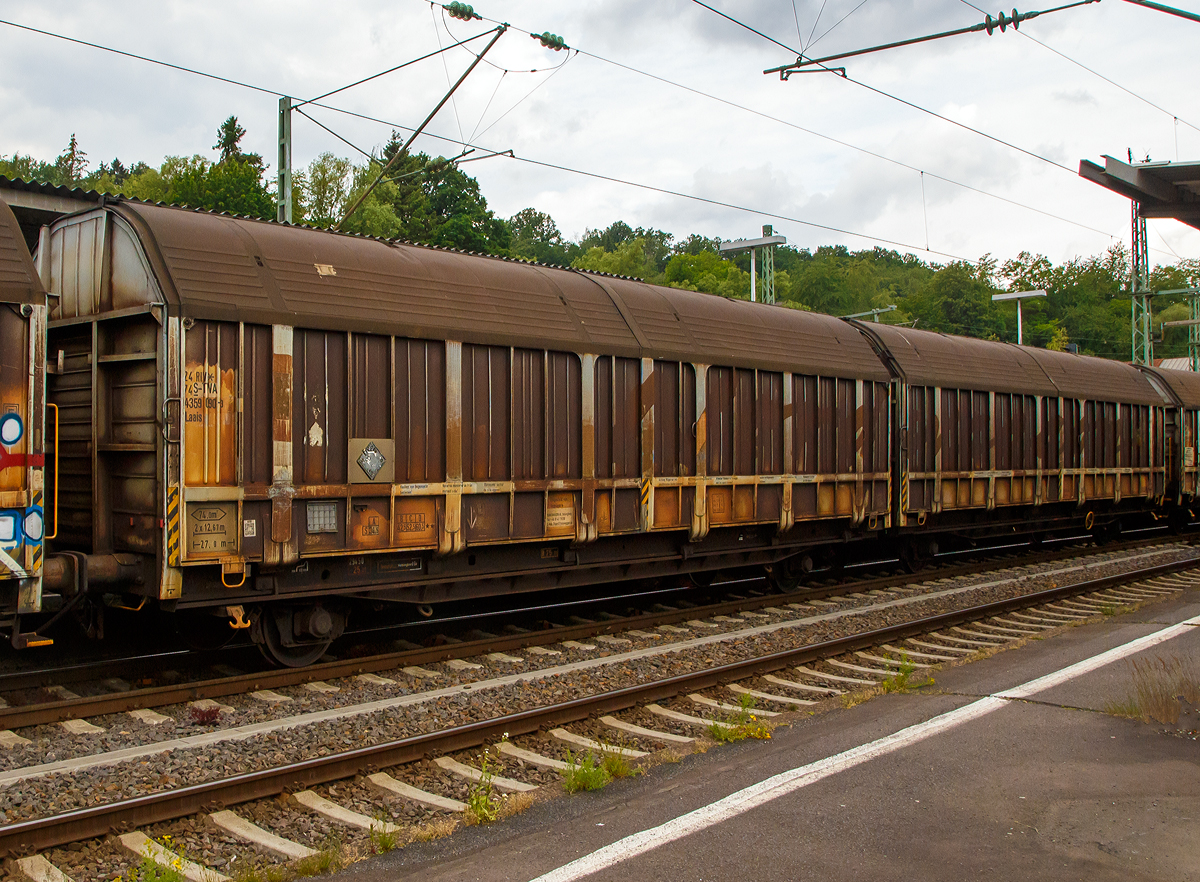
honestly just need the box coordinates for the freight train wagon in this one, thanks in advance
[857,322,1172,564]
[10,193,1188,665]
[31,198,894,665]
[0,199,49,647]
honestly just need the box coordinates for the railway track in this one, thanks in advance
[2,546,1198,880]
[0,531,1185,732]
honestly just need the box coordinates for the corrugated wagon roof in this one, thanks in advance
[0,198,43,304]
[1144,365,1200,408]
[115,201,891,381]
[1024,346,1165,406]
[861,323,1058,396]
[861,322,1163,405]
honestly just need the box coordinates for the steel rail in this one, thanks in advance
[0,534,1186,729]
[0,555,1195,856]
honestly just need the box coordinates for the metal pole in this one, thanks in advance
[750,248,756,302]
[761,224,776,304]
[1185,291,1195,372]
[1017,299,1023,345]
[338,24,507,229]
[277,97,292,224]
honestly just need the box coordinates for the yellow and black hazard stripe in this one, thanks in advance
[900,473,909,514]
[166,485,181,566]
[30,490,43,574]
[640,477,652,528]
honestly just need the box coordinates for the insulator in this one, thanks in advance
[987,8,1022,34]
[532,31,567,50]
[445,2,478,21]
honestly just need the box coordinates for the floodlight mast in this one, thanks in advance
[842,305,898,323]
[719,225,787,303]
[992,289,1046,345]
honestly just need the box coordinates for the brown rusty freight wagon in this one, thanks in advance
[31,200,893,664]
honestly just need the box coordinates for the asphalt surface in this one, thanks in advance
[333,589,1200,882]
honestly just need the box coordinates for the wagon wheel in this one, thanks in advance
[766,555,812,592]
[899,542,925,574]
[258,612,332,668]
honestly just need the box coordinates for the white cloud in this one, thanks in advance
[0,0,1197,267]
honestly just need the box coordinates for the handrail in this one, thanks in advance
[44,402,58,540]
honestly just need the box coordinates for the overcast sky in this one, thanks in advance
[1,0,1197,268]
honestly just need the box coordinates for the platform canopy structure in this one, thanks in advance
[1079,155,1200,231]
[1080,155,1200,365]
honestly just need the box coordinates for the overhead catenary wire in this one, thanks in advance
[563,43,1117,240]
[0,10,1128,247]
[431,3,468,146]
[957,0,1200,134]
[0,13,956,257]
[297,30,495,109]
[0,11,1178,261]
[805,0,874,52]
[691,1,1083,174]
[293,107,374,160]
[295,97,972,258]
[459,6,1127,242]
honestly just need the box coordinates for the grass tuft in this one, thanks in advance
[707,693,772,743]
[367,814,400,855]
[562,750,611,792]
[880,655,934,693]
[411,816,459,842]
[498,789,539,819]
[464,749,501,825]
[1105,654,1200,725]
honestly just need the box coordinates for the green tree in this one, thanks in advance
[663,250,748,298]
[509,208,571,265]
[301,152,353,227]
[167,156,275,218]
[573,238,661,280]
[54,134,88,185]
[214,116,248,164]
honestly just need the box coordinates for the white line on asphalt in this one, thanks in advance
[527,613,1200,882]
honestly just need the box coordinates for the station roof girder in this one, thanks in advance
[1079,155,1200,230]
